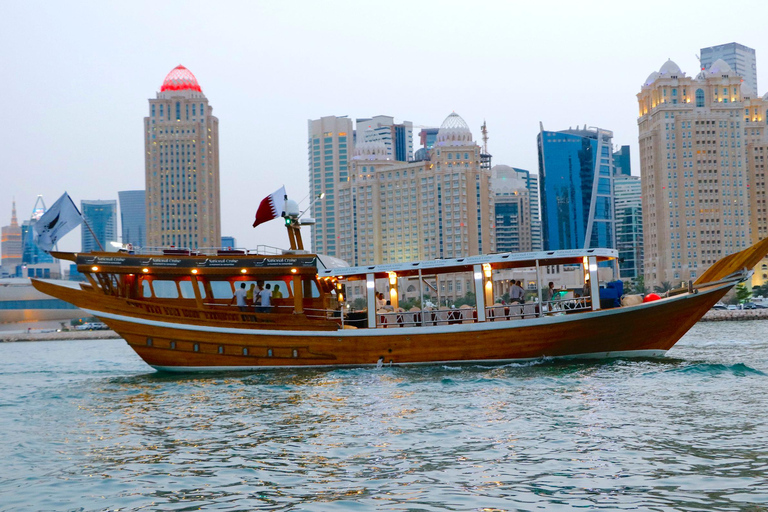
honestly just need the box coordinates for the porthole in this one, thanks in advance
[242,347,248,356]
[193,343,199,352]
[267,349,273,357]
[218,346,224,354]
[292,349,298,358]
[170,341,176,350]
[147,337,153,347]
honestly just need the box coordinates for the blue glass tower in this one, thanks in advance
[81,200,117,252]
[537,127,616,251]
[118,190,146,248]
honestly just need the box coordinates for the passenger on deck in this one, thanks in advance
[544,282,556,302]
[510,281,525,304]
[272,284,283,299]
[232,283,248,311]
[376,292,386,310]
[246,283,256,306]
[258,283,272,313]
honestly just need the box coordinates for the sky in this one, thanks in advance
[2,0,768,255]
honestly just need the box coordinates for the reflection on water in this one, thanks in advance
[1,323,768,511]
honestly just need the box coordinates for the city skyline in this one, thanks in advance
[2,2,768,254]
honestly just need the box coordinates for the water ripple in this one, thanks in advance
[1,327,768,510]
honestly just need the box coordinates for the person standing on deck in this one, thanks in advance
[258,283,272,313]
[232,283,248,311]
[544,282,556,302]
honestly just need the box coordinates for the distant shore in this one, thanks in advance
[0,330,122,343]
[701,308,768,321]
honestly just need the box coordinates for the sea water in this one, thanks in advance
[1,321,767,511]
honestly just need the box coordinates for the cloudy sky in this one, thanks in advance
[2,0,767,253]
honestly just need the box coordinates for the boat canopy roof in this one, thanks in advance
[319,248,618,280]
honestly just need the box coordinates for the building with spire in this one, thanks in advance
[637,58,760,289]
[1,200,22,274]
[145,65,220,249]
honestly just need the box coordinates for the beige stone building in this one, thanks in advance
[743,86,768,287]
[338,112,494,304]
[339,112,494,267]
[637,59,754,289]
[144,65,220,249]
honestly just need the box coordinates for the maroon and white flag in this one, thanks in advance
[252,186,286,228]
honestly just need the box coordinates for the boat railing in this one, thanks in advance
[375,307,477,328]
[117,246,285,256]
[544,296,591,314]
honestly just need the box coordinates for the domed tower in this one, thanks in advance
[145,65,220,249]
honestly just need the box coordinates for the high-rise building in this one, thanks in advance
[221,235,236,248]
[338,112,494,266]
[743,86,768,287]
[419,127,439,150]
[1,200,22,273]
[613,145,631,177]
[81,200,116,252]
[308,115,354,256]
[118,190,146,248]
[491,166,532,253]
[21,196,53,266]
[355,116,413,162]
[637,58,751,289]
[513,167,542,251]
[701,43,757,96]
[537,125,616,251]
[614,175,643,282]
[145,65,220,249]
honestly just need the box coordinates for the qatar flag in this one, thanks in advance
[252,186,286,228]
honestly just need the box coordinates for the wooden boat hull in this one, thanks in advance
[56,281,732,371]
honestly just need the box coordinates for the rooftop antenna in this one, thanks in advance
[481,120,489,154]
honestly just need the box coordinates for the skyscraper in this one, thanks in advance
[145,65,220,249]
[743,83,768,288]
[118,190,146,248]
[614,175,643,282]
[81,200,116,252]
[307,115,354,256]
[1,200,22,273]
[490,166,532,254]
[701,43,757,95]
[355,116,413,162]
[637,58,750,289]
[338,112,494,266]
[21,196,53,266]
[537,125,616,251]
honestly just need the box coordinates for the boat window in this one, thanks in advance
[210,281,234,299]
[141,279,152,298]
[152,280,179,299]
[179,279,206,299]
[290,279,320,298]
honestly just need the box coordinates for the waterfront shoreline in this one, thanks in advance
[1,330,122,343]
[701,309,768,321]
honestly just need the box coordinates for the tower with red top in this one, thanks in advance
[144,65,220,249]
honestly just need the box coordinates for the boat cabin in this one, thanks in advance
[61,247,621,331]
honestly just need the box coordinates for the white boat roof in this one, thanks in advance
[318,248,618,279]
